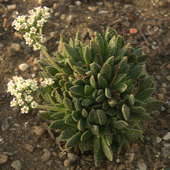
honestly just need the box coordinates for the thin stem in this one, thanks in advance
[40,45,57,66]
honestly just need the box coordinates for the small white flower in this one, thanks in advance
[40,78,54,87]
[12,6,51,51]
[17,99,24,106]
[7,76,39,114]
[10,98,18,107]
[30,27,37,34]
[21,106,29,114]
[26,90,32,94]
[31,101,38,108]
[25,95,33,102]
[37,19,44,27]
[33,43,41,51]
[15,93,22,99]
[12,15,28,31]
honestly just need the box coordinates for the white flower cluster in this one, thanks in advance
[40,78,55,87]
[7,76,39,114]
[7,76,55,114]
[12,6,51,51]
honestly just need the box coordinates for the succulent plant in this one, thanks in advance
[37,28,161,166]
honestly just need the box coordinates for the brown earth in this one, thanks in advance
[0,0,170,170]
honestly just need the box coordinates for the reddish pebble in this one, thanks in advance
[129,28,138,34]
[166,64,170,69]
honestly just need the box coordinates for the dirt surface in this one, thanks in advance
[0,0,170,170]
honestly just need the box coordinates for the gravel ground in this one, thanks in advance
[0,0,170,169]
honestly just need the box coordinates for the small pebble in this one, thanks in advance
[7,4,16,10]
[163,132,170,141]
[88,6,97,12]
[10,43,21,52]
[161,106,166,111]
[0,43,4,49]
[64,159,72,167]
[0,137,4,144]
[157,93,164,100]
[156,136,162,143]
[166,64,170,69]
[161,143,170,158]
[98,10,108,14]
[0,154,8,164]
[11,160,22,170]
[66,15,73,23]
[53,3,58,9]
[24,144,34,153]
[67,153,78,163]
[18,63,29,71]
[60,14,66,20]
[166,76,170,81]
[126,152,135,162]
[155,152,160,158]
[137,159,147,170]
[41,149,51,162]
[75,1,81,6]
[32,126,45,136]
[116,158,120,163]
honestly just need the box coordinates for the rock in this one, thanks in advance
[162,83,167,87]
[157,93,164,100]
[53,3,59,9]
[11,160,22,170]
[66,15,74,23]
[116,158,120,163]
[41,149,51,162]
[166,76,170,81]
[0,154,8,164]
[7,4,16,10]
[163,132,170,141]
[0,43,4,49]
[75,1,81,6]
[54,12,60,16]
[18,63,29,71]
[64,153,78,167]
[14,32,23,39]
[155,75,161,80]
[161,143,170,158]
[88,6,97,12]
[161,106,166,111]
[64,159,72,167]
[160,87,167,94]
[155,152,160,158]
[49,32,56,39]
[67,153,78,163]
[38,0,42,4]
[126,152,135,162]
[98,10,108,14]
[137,159,147,170]
[1,118,10,131]
[124,4,133,9]
[60,14,66,20]
[0,137,4,144]
[24,144,34,152]
[167,64,170,69]
[10,43,21,52]
[156,136,162,143]
[32,126,45,136]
